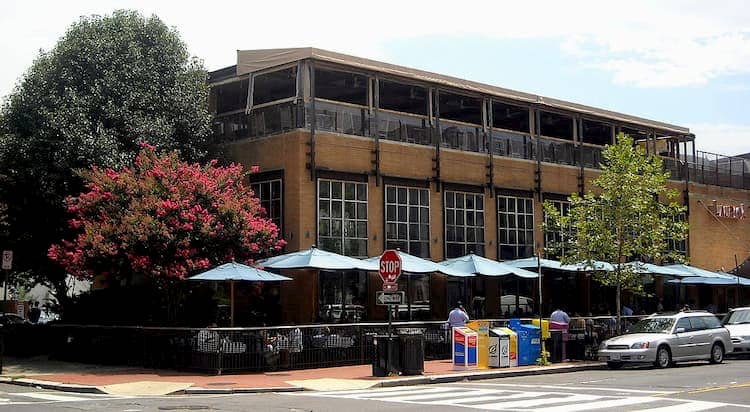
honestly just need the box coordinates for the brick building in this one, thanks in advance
[208,48,750,324]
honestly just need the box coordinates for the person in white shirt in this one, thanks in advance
[550,307,570,324]
[447,302,470,327]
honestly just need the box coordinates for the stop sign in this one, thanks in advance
[379,249,402,285]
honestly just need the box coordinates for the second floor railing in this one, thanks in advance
[214,100,750,190]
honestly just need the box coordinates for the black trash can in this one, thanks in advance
[548,330,563,363]
[398,330,424,375]
[372,335,399,377]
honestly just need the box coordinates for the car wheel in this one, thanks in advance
[709,343,724,364]
[654,345,671,369]
[607,361,623,369]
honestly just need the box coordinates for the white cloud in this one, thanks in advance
[2,1,750,94]
[689,123,750,156]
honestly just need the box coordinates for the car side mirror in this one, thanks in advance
[675,327,686,334]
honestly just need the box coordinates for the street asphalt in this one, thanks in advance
[0,356,748,411]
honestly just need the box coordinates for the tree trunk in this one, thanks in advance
[616,275,622,334]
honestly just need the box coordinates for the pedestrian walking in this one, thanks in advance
[447,301,469,328]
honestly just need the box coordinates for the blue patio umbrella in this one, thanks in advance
[439,253,538,278]
[365,250,472,277]
[188,262,292,327]
[623,261,695,277]
[258,246,377,271]
[668,272,750,286]
[503,256,613,272]
[664,264,731,279]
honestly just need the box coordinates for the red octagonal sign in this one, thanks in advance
[379,249,402,285]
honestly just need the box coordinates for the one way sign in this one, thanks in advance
[376,291,405,305]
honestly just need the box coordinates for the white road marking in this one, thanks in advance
[642,400,728,412]
[14,392,93,402]
[381,388,500,401]
[535,396,661,411]
[294,385,743,411]
[461,382,675,394]
[477,393,603,410]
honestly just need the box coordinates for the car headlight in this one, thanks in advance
[630,342,649,349]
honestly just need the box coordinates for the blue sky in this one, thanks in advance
[2,0,749,155]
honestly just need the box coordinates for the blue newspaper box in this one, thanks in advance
[509,319,541,366]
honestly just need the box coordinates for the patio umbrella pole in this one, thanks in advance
[230,279,235,327]
[537,252,548,365]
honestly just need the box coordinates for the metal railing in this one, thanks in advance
[1,315,663,374]
[213,101,750,190]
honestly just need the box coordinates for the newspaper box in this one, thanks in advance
[509,319,541,366]
[452,327,477,370]
[466,320,490,369]
[499,327,518,367]
[489,328,511,368]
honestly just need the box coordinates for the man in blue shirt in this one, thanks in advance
[550,307,570,324]
[447,302,470,327]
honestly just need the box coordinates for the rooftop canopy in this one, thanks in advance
[232,47,690,135]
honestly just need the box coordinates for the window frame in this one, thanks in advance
[250,178,283,235]
[384,184,431,258]
[497,194,535,259]
[444,190,486,259]
[317,178,369,257]
[249,63,300,111]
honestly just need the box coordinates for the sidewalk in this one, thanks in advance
[0,356,604,396]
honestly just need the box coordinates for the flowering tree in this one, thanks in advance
[49,145,285,285]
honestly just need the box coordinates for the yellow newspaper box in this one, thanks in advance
[532,319,550,339]
[499,327,518,367]
[466,320,490,369]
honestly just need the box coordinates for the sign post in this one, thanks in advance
[1,251,11,302]
[379,250,402,336]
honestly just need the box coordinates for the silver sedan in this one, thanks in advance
[598,312,732,369]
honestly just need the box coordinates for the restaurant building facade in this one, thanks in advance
[208,48,750,324]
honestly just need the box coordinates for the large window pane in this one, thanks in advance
[582,120,612,146]
[439,91,482,125]
[315,68,368,106]
[497,195,534,259]
[540,111,573,140]
[318,270,367,322]
[385,185,430,258]
[492,101,529,133]
[253,67,297,106]
[544,200,570,259]
[251,179,283,232]
[445,191,485,258]
[379,80,428,116]
[214,79,249,114]
[318,179,368,257]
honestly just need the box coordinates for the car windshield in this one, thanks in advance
[722,309,750,325]
[628,317,675,334]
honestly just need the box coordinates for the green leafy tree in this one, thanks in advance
[544,134,688,331]
[0,10,213,312]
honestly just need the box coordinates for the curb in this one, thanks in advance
[182,386,305,395]
[378,362,605,388]
[0,363,604,395]
[0,377,105,394]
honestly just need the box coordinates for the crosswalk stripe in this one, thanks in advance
[343,387,457,399]
[424,392,552,406]
[476,393,603,410]
[381,389,504,401]
[310,386,438,396]
[534,396,660,412]
[464,382,674,395]
[14,392,93,402]
[640,401,725,412]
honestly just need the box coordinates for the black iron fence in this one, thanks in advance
[1,315,655,374]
